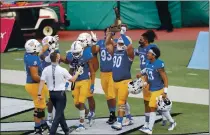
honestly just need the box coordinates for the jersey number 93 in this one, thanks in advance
[101,50,112,62]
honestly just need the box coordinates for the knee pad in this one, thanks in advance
[118,104,126,112]
[34,109,45,118]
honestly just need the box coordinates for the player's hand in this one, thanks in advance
[120,26,127,34]
[161,93,167,99]
[91,31,97,45]
[90,84,94,93]
[54,35,59,42]
[76,66,84,75]
[136,73,142,78]
[38,94,42,101]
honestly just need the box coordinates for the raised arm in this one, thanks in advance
[120,33,134,60]
[105,28,115,56]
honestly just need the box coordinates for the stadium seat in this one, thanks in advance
[187,31,209,70]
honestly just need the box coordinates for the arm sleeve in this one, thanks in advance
[120,34,130,46]
[63,68,72,80]
[40,68,47,81]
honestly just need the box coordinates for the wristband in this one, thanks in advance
[120,34,130,46]
[164,87,168,94]
[38,94,41,96]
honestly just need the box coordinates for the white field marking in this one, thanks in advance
[14,58,23,61]
[187,73,198,76]
[166,70,172,73]
[135,68,140,71]
[1,69,209,105]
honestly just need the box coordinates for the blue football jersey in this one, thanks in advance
[137,44,157,70]
[66,46,93,81]
[112,49,133,82]
[97,39,118,72]
[145,59,165,91]
[24,53,43,83]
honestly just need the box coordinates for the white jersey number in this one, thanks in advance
[113,56,122,68]
[140,55,146,65]
[148,71,154,80]
[101,50,112,61]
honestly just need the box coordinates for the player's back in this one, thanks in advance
[138,44,157,70]
[66,46,93,81]
[112,49,133,82]
[97,39,118,72]
[24,53,42,83]
[146,59,164,91]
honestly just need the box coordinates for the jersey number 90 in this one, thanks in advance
[101,50,112,62]
[113,56,122,68]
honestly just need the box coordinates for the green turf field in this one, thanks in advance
[1,40,208,89]
[1,40,209,134]
[1,83,209,134]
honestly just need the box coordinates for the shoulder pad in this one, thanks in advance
[83,47,93,61]
[96,40,103,46]
[27,55,40,66]
[156,59,164,69]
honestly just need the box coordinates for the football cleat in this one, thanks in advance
[106,112,117,125]
[75,124,86,132]
[111,121,122,130]
[87,112,95,127]
[122,118,133,126]
[34,126,43,135]
[139,128,152,135]
[168,122,177,131]
[139,122,149,132]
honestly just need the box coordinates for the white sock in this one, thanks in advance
[162,111,174,123]
[148,112,156,130]
[52,107,56,119]
[79,109,85,124]
[125,102,131,115]
[48,113,52,118]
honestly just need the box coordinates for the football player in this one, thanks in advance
[66,41,95,131]
[138,47,176,134]
[91,28,118,124]
[77,32,98,125]
[105,26,134,130]
[136,30,167,127]
[24,39,49,134]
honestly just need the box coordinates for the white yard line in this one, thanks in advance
[1,69,209,105]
